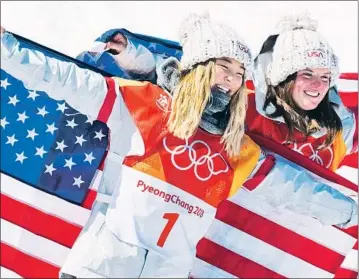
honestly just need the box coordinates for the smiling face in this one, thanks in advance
[292,68,331,111]
[214,58,245,96]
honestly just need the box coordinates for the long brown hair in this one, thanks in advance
[263,73,342,149]
[167,60,248,157]
[256,34,343,149]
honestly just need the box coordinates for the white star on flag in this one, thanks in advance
[37,106,49,117]
[45,122,58,135]
[73,175,85,188]
[84,152,96,164]
[6,134,18,147]
[148,43,156,50]
[44,163,56,176]
[55,140,68,152]
[1,117,10,129]
[8,95,20,106]
[26,128,39,141]
[158,53,168,59]
[64,157,76,170]
[66,118,78,129]
[17,111,29,124]
[75,134,87,147]
[15,152,27,164]
[35,146,48,158]
[1,78,11,90]
[94,129,106,141]
[56,102,68,113]
[27,90,40,101]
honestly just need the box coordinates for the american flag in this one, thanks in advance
[76,28,182,83]
[0,34,357,278]
[190,75,358,278]
[0,34,110,278]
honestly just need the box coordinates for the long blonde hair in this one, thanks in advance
[167,60,248,157]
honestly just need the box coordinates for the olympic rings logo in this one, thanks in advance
[163,137,229,181]
[289,142,333,168]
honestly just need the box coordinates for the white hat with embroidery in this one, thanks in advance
[267,12,339,87]
[179,13,253,76]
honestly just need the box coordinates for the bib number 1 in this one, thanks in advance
[157,213,179,247]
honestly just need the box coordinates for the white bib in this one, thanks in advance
[106,165,216,269]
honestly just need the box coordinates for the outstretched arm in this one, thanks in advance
[1,27,108,122]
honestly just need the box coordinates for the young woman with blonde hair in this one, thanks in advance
[1,14,259,277]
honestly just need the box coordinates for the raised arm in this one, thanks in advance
[1,28,108,121]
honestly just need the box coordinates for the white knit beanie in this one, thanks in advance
[179,13,253,75]
[267,13,339,87]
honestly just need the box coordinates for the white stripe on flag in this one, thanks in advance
[89,169,103,191]
[336,166,358,185]
[1,219,70,268]
[231,191,357,255]
[0,173,90,227]
[336,78,358,92]
[207,219,334,278]
[0,266,24,278]
[340,249,358,272]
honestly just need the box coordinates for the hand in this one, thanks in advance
[0,26,5,34]
[105,32,128,55]
[157,57,181,93]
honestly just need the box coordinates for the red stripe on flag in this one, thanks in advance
[98,151,108,171]
[339,93,358,108]
[97,77,117,123]
[335,225,358,239]
[196,238,285,278]
[0,194,82,248]
[0,242,60,279]
[216,200,345,274]
[339,153,358,168]
[339,73,358,80]
[81,189,97,210]
[243,155,276,190]
[334,267,358,279]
